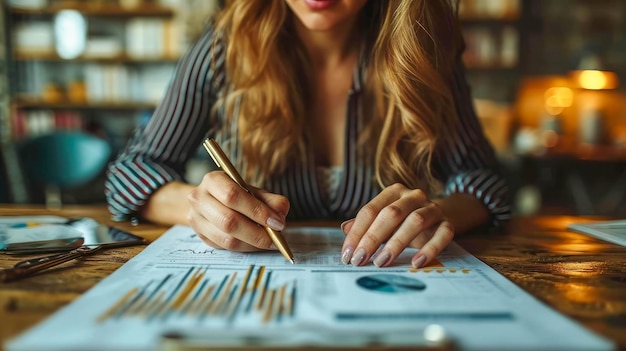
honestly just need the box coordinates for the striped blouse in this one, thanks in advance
[105,25,511,227]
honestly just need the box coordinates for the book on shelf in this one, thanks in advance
[83,64,171,104]
[462,26,519,69]
[11,110,84,139]
[12,22,55,56]
[84,64,136,103]
[126,18,166,59]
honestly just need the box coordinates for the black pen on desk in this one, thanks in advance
[202,138,296,264]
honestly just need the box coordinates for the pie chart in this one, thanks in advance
[356,274,426,293]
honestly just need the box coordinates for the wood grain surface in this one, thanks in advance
[0,205,625,350]
[455,216,626,350]
[0,205,167,350]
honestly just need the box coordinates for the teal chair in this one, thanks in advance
[18,131,112,207]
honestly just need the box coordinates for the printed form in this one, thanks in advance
[6,225,614,351]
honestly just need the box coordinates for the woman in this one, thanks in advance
[105,0,510,269]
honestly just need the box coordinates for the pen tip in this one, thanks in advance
[289,258,296,264]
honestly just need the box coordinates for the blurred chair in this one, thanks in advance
[18,131,112,208]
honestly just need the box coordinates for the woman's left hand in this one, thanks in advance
[340,183,454,268]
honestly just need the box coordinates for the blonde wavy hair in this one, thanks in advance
[214,0,464,191]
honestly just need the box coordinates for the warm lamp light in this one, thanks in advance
[567,53,620,145]
[570,54,619,90]
[570,70,619,90]
[544,87,573,115]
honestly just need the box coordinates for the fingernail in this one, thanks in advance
[266,216,284,231]
[341,246,354,264]
[340,219,354,233]
[412,255,427,268]
[350,248,367,266]
[373,251,392,267]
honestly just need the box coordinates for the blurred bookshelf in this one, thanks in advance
[458,0,526,103]
[460,0,626,216]
[522,0,626,80]
[1,0,219,204]
[8,2,176,17]
[1,2,29,203]
[7,0,183,144]
[12,96,158,110]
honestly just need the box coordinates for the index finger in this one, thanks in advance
[340,189,402,264]
[211,171,285,231]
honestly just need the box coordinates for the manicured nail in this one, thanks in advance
[341,246,354,264]
[373,251,392,267]
[266,216,284,231]
[340,219,354,233]
[412,255,427,268]
[350,248,367,266]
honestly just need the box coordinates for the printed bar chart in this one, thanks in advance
[97,264,296,324]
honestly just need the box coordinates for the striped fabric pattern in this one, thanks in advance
[105,25,511,226]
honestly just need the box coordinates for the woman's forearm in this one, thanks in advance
[139,181,195,226]
[433,193,490,235]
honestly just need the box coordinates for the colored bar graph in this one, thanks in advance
[97,265,296,325]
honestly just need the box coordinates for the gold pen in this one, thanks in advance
[202,138,296,264]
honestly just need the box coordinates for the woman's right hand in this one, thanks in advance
[187,171,290,251]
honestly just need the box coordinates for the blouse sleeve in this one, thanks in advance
[104,25,226,221]
[433,62,511,228]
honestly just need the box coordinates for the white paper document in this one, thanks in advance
[0,216,70,247]
[568,220,626,247]
[6,226,614,351]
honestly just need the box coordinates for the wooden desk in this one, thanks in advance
[0,205,169,350]
[1,205,625,350]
